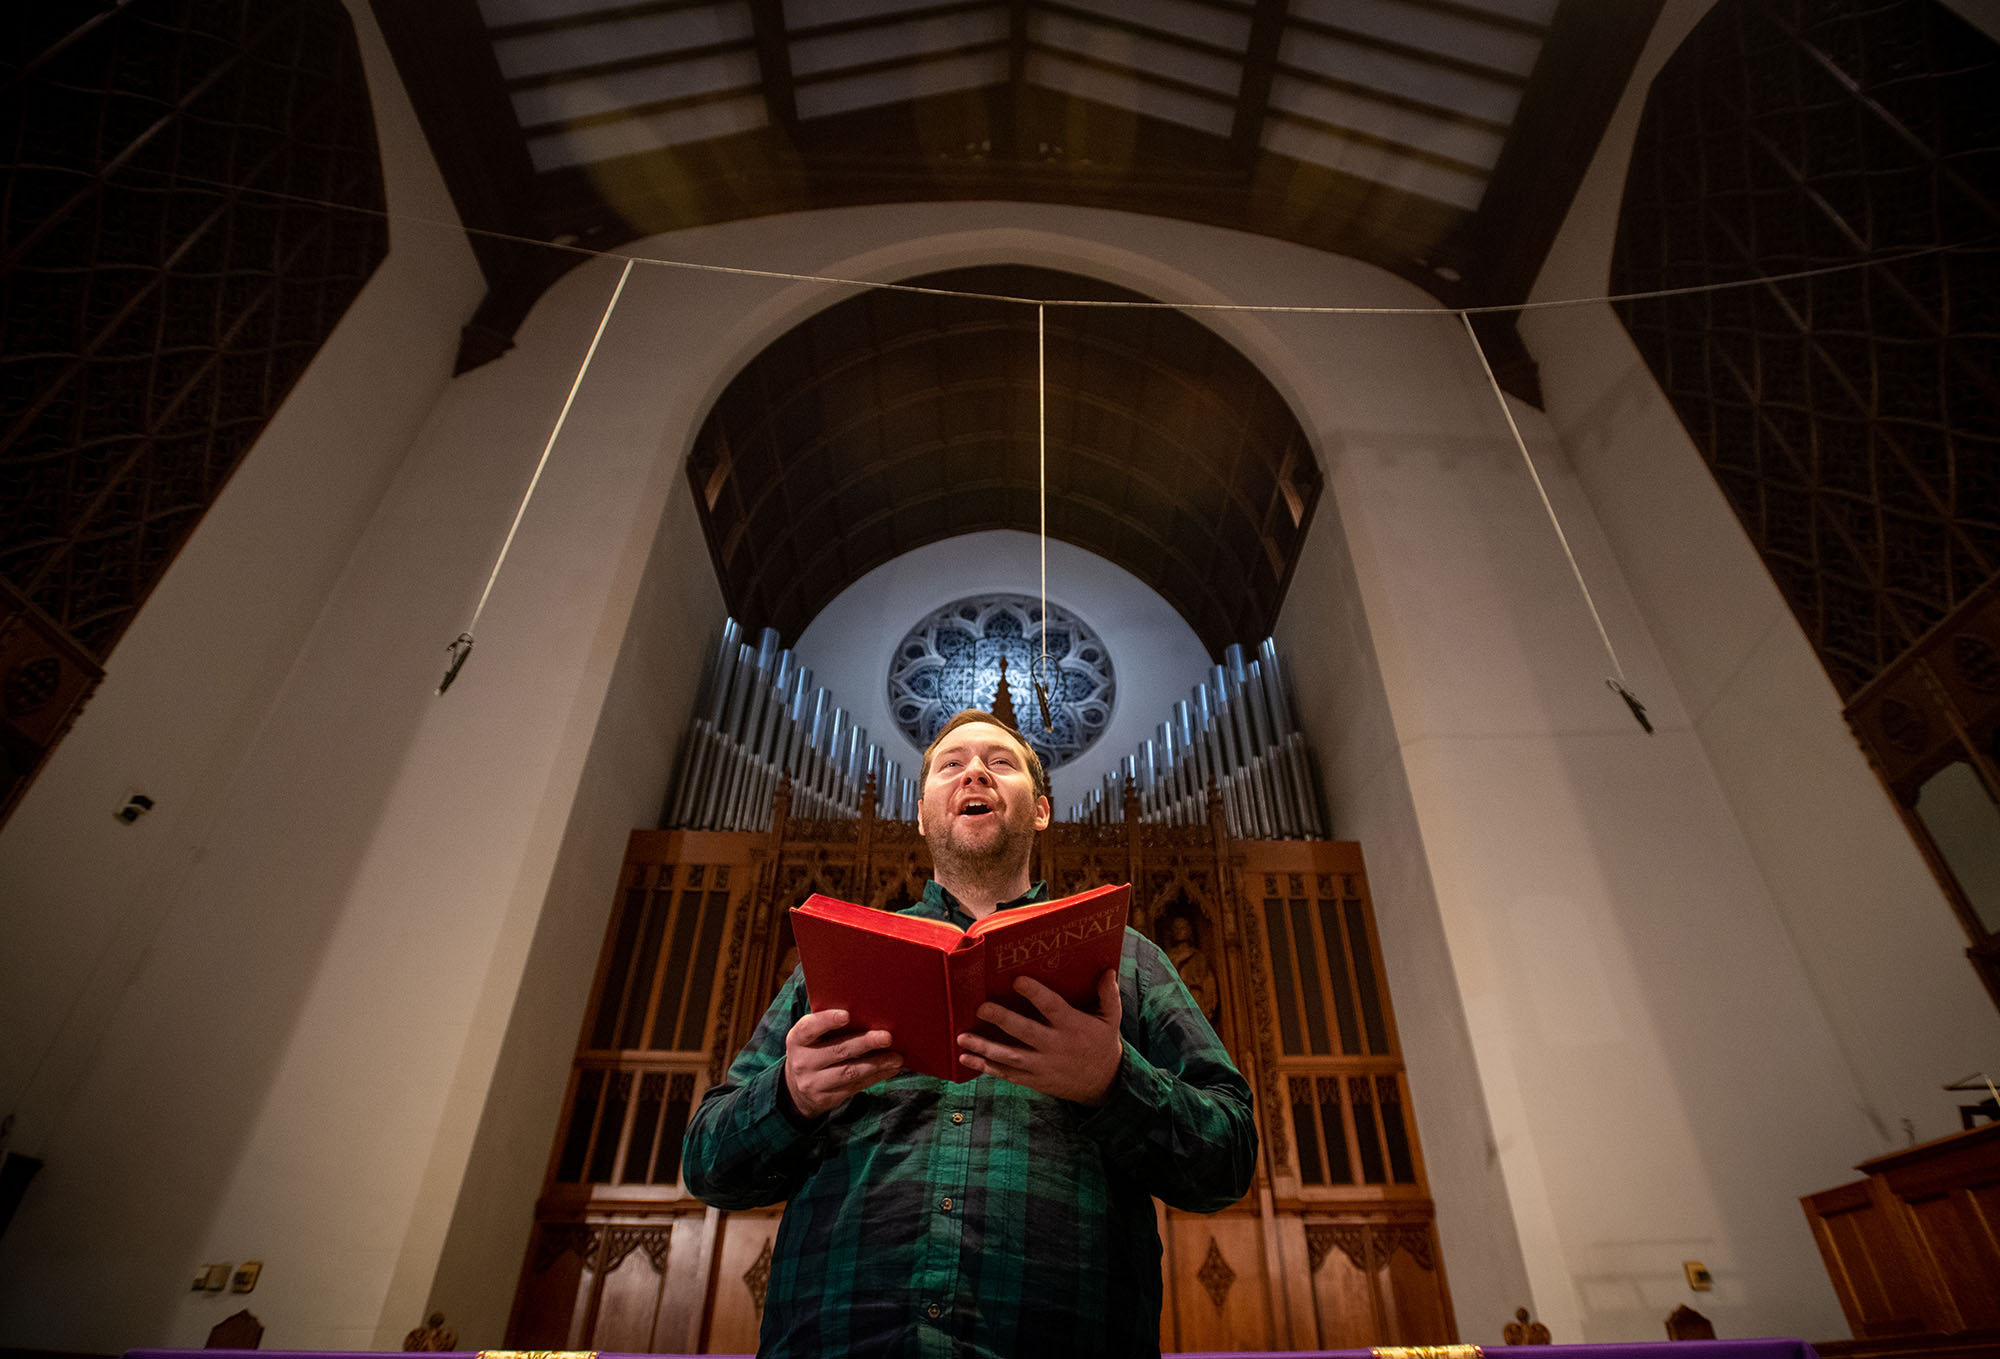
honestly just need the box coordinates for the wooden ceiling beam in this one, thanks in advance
[747,0,798,130]
[366,0,566,372]
[1229,0,1289,166]
[1445,0,1667,405]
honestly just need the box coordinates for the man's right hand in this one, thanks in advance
[783,1009,902,1119]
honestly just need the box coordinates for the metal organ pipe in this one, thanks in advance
[1067,637,1328,840]
[663,620,934,832]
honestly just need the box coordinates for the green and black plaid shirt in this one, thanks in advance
[683,880,1257,1358]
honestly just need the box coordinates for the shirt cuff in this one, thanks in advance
[745,1060,826,1154]
[1073,1039,1171,1152]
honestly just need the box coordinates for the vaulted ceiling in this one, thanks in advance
[373,0,1664,394]
[690,265,1321,653]
[368,0,1666,649]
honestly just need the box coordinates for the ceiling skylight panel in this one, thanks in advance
[1027,51,1234,136]
[1055,0,1253,51]
[509,50,764,128]
[790,9,1007,77]
[1261,119,1486,209]
[526,94,768,169]
[1277,27,1520,125]
[480,0,732,29]
[1265,74,1503,170]
[786,0,1006,26]
[1031,11,1241,97]
[1287,0,1541,77]
[1452,0,1558,26]
[493,6,753,79]
[794,49,1008,118]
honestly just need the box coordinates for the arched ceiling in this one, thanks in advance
[370,0,1667,398]
[688,265,1320,653]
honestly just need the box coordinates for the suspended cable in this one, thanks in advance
[114,163,1996,321]
[141,162,1973,722]
[1459,311,1652,734]
[438,256,636,695]
[1033,304,1055,733]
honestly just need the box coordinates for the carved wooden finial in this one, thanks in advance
[991,656,1019,730]
[1504,1306,1550,1344]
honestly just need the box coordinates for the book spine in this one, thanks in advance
[944,942,985,1081]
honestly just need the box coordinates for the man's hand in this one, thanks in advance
[784,1009,902,1119]
[955,968,1124,1105]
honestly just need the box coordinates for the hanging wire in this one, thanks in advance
[1032,304,1055,733]
[183,156,1967,717]
[113,164,1995,321]
[1459,311,1652,734]
[438,256,636,694]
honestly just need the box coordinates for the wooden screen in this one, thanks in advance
[508,789,1455,1351]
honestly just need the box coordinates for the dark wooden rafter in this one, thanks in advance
[746,0,798,130]
[1609,0,2000,701]
[1445,0,1669,406]
[366,0,569,372]
[1230,0,1290,165]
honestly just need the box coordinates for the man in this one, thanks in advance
[683,708,1256,1357]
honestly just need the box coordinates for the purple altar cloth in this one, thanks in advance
[131,1341,1818,1359]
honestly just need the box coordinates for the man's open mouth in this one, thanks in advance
[957,800,993,817]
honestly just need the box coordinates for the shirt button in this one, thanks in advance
[927,1303,942,1319]
[940,1197,953,1211]
[951,1112,964,1124]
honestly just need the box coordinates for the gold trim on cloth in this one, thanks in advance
[1372,1347,1484,1359]
[478,1352,598,1359]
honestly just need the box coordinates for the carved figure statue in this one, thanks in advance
[402,1311,456,1352]
[1164,915,1220,1022]
[1504,1306,1551,1345]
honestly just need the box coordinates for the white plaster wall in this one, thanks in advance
[409,486,723,1343]
[1522,0,2000,1170]
[792,530,1213,811]
[1276,502,1537,1343]
[1261,285,1882,1338]
[0,0,483,1346]
[1939,0,2000,40]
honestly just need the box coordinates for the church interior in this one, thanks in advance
[3,0,1998,1352]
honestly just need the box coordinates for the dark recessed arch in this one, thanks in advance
[686,265,1322,656]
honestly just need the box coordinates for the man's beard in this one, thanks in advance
[925,809,1037,887]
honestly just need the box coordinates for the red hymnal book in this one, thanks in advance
[790,882,1131,1082]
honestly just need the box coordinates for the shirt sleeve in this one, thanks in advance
[680,967,826,1210]
[1075,930,1259,1213]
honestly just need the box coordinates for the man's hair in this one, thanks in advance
[920,709,1050,801]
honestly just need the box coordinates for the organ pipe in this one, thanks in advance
[1067,637,1328,841]
[662,620,922,832]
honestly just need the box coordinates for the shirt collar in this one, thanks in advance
[917,878,1050,926]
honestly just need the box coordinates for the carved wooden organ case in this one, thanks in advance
[507,783,1457,1352]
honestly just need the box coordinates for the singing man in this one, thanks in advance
[683,707,1257,1356]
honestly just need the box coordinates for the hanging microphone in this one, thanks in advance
[1607,678,1652,734]
[438,633,474,695]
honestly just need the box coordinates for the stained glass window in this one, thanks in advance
[888,594,1115,770]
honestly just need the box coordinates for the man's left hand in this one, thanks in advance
[956,968,1123,1105]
